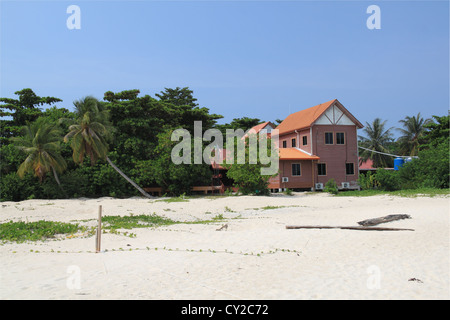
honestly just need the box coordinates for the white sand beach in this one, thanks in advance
[1,193,449,300]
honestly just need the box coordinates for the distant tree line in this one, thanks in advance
[358,114,449,190]
[1,87,266,201]
[1,88,448,201]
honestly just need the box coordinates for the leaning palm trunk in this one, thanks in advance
[106,156,153,199]
[66,96,153,199]
[52,166,68,197]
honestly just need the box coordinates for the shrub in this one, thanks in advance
[226,163,271,196]
[224,134,276,196]
[0,143,27,176]
[0,172,43,201]
[358,172,380,190]
[91,163,131,197]
[374,169,400,191]
[144,130,212,196]
[324,178,338,195]
[398,142,449,189]
[58,168,95,198]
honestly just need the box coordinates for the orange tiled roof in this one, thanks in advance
[276,99,336,135]
[246,121,275,134]
[210,147,318,167]
[276,99,363,135]
[279,148,320,160]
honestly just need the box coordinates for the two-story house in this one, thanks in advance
[268,99,363,191]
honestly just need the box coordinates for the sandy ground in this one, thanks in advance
[0,193,449,300]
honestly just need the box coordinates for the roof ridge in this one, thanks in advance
[276,99,337,134]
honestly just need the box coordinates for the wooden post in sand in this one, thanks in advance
[96,205,102,253]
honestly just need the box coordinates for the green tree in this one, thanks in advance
[64,96,112,165]
[12,117,67,184]
[420,114,449,149]
[140,129,212,196]
[224,134,277,195]
[64,96,152,198]
[358,118,394,168]
[397,113,449,189]
[104,91,177,165]
[155,87,223,133]
[398,142,449,189]
[104,89,140,102]
[155,87,199,107]
[215,117,263,135]
[103,88,223,167]
[0,88,62,145]
[274,119,283,126]
[397,113,432,156]
[0,143,27,176]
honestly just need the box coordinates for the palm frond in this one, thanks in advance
[13,119,66,182]
[67,97,111,165]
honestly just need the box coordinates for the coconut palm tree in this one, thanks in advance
[358,118,394,168]
[397,113,432,156]
[64,96,111,166]
[12,117,67,185]
[64,96,152,199]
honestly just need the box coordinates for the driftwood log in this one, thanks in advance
[285,225,414,231]
[357,214,411,227]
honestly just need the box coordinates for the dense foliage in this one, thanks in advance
[358,114,449,191]
[0,89,62,145]
[223,135,277,195]
[1,88,448,201]
[1,88,260,200]
[139,130,212,196]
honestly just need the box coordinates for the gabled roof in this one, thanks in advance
[279,148,320,160]
[246,121,275,135]
[242,121,275,140]
[276,99,363,135]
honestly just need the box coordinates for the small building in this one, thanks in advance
[268,99,364,191]
[244,121,276,137]
[358,157,395,175]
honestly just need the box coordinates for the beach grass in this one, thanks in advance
[101,213,226,231]
[336,188,450,198]
[1,211,230,243]
[102,214,178,230]
[247,205,301,211]
[0,220,83,243]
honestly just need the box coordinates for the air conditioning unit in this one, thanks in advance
[282,177,289,183]
[341,182,350,189]
[315,183,324,190]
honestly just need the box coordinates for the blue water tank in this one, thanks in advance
[394,157,404,171]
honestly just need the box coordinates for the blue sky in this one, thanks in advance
[1,0,448,136]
